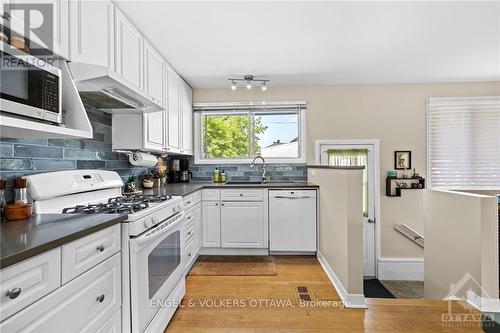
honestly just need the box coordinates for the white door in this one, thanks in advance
[69,0,114,67]
[166,67,180,152]
[320,143,377,277]
[221,201,265,248]
[115,7,143,90]
[202,201,220,247]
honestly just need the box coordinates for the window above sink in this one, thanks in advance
[193,101,307,164]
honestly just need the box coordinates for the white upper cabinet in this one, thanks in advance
[7,0,69,59]
[69,0,114,68]
[180,80,193,155]
[114,7,143,90]
[143,40,165,106]
[166,66,181,152]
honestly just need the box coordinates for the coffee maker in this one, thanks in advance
[168,158,192,183]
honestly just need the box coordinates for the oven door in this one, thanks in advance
[129,212,185,333]
[0,43,62,123]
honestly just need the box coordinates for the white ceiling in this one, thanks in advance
[117,1,500,88]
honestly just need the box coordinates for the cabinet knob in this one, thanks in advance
[239,193,243,197]
[187,216,191,220]
[188,253,192,257]
[215,203,218,206]
[186,201,191,205]
[221,203,224,206]
[5,288,21,299]
[96,294,105,303]
[96,245,105,252]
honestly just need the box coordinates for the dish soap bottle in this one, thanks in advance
[213,167,220,183]
[221,169,226,183]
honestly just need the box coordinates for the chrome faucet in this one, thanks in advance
[250,155,267,183]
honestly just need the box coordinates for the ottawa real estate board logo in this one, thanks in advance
[2,2,53,55]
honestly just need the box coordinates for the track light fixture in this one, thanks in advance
[227,75,269,91]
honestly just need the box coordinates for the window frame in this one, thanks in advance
[194,102,307,164]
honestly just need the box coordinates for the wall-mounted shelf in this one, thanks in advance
[386,177,425,197]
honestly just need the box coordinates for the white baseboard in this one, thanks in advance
[377,257,424,281]
[317,252,367,309]
[467,290,500,313]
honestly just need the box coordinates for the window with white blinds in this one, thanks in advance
[427,97,500,189]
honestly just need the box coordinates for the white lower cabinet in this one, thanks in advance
[0,253,121,332]
[221,201,265,248]
[202,201,221,248]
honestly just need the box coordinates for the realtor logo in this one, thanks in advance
[2,2,53,55]
[441,272,498,329]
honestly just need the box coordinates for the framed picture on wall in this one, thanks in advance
[394,151,411,170]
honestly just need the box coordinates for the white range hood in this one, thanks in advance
[68,62,163,113]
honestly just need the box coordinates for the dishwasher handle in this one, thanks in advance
[273,195,312,199]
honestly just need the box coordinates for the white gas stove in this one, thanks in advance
[24,170,186,333]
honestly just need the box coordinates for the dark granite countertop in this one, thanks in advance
[0,214,126,269]
[141,181,319,197]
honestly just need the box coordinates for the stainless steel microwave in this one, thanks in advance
[0,42,62,124]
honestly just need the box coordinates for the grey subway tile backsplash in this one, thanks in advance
[34,159,76,171]
[0,158,34,170]
[14,144,63,158]
[77,160,106,169]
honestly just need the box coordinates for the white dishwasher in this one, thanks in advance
[269,190,317,253]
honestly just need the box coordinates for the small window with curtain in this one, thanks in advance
[427,97,500,189]
[327,149,369,217]
[194,101,306,164]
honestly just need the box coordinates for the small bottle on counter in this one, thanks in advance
[213,168,220,183]
[221,169,226,183]
[14,178,28,204]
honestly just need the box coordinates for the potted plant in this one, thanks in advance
[125,175,137,192]
[143,174,154,189]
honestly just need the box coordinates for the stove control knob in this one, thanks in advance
[152,215,159,224]
[143,220,149,228]
[173,205,178,213]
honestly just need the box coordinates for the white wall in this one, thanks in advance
[194,81,500,260]
[424,189,498,308]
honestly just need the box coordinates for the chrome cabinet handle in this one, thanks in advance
[5,288,21,299]
[96,294,105,303]
[96,245,105,252]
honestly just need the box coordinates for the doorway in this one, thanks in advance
[316,140,379,278]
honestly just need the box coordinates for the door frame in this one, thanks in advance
[315,139,381,278]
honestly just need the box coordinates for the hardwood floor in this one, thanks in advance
[165,256,483,332]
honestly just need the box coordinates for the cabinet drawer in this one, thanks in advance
[184,208,196,227]
[0,248,61,321]
[221,189,264,201]
[183,191,201,210]
[61,224,120,284]
[1,253,121,332]
[185,239,195,265]
[202,189,220,201]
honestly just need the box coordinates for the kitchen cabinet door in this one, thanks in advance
[166,66,180,152]
[144,112,164,151]
[221,201,265,248]
[69,0,114,68]
[180,81,193,155]
[202,201,220,248]
[143,40,165,106]
[8,0,69,59]
[115,7,143,90]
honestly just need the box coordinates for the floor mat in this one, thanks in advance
[363,279,395,298]
[188,255,277,276]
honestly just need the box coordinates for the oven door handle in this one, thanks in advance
[133,212,184,246]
